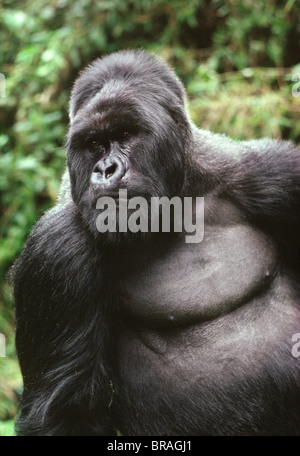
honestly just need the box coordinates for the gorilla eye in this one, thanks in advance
[121,131,130,140]
[86,137,104,151]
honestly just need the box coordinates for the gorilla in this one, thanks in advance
[12,50,300,436]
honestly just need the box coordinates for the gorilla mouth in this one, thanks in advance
[93,189,205,244]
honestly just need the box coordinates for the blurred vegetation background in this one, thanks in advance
[0,0,300,436]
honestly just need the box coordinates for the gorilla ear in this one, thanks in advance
[167,100,190,127]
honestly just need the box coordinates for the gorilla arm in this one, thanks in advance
[11,203,115,436]
[194,129,300,247]
[224,138,300,243]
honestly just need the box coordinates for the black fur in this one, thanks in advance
[11,50,300,436]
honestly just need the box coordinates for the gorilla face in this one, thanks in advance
[66,51,192,239]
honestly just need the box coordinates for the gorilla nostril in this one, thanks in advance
[105,164,117,179]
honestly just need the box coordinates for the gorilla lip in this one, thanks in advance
[95,189,205,243]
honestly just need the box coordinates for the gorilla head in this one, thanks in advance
[66,51,193,239]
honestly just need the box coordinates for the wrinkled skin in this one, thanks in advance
[12,50,300,436]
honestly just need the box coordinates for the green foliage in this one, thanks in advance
[0,0,299,429]
[0,419,15,437]
[188,65,300,140]
[0,356,21,422]
[210,0,300,71]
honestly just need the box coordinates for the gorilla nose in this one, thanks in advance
[91,156,127,188]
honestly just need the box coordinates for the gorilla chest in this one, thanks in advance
[118,224,277,325]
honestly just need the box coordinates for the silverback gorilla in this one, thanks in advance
[12,50,300,436]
